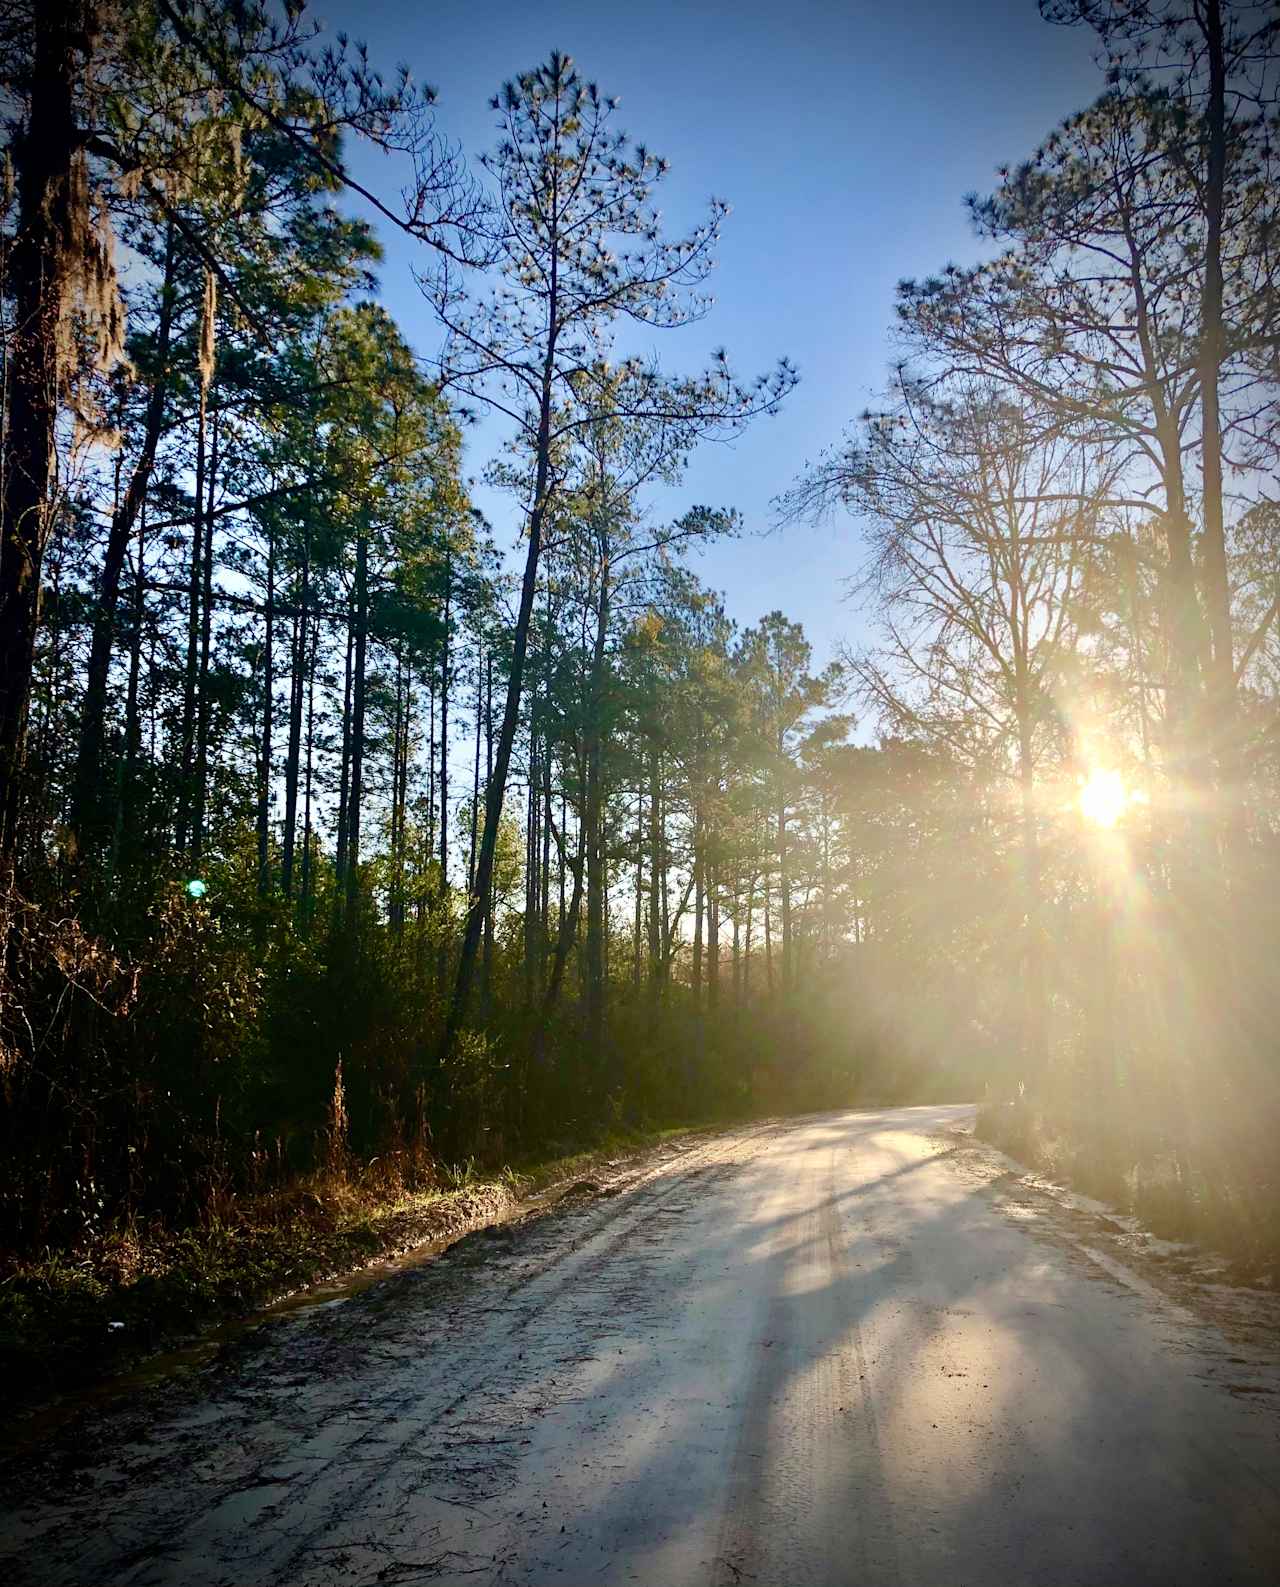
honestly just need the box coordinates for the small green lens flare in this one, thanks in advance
[185,879,208,899]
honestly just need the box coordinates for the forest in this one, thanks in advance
[1,0,1278,1377]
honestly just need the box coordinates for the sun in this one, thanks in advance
[1078,767,1126,829]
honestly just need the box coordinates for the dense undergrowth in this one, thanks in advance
[975,1097,1280,1281]
[0,1118,723,1408]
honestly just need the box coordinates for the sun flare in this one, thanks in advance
[1078,767,1127,829]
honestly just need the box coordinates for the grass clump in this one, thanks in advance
[0,1114,727,1415]
[0,1166,509,1408]
[975,1095,1278,1282]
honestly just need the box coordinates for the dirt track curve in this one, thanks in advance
[3,1105,1279,1585]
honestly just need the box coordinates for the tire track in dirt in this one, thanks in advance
[2,1122,785,1587]
[713,1134,902,1587]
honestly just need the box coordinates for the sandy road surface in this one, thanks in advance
[3,1105,1279,1586]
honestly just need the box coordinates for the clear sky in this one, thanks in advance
[329,0,1107,673]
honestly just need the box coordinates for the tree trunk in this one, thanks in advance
[389,649,405,934]
[744,867,755,998]
[584,564,610,1064]
[299,615,318,932]
[659,786,671,981]
[257,522,275,897]
[442,354,557,1057]
[481,651,494,1016]
[397,658,414,932]
[778,795,792,993]
[692,800,704,1009]
[468,648,482,895]
[118,504,147,868]
[191,410,219,864]
[707,855,719,1013]
[437,556,452,982]
[541,726,553,987]
[344,526,369,919]
[72,225,177,859]
[175,380,207,857]
[633,784,643,989]
[732,872,742,1006]
[541,828,584,1024]
[1197,0,1235,786]
[764,868,774,993]
[1017,701,1045,1086]
[524,709,540,1012]
[647,749,662,1000]
[334,600,354,895]
[426,666,436,863]
[281,525,310,898]
[0,0,84,869]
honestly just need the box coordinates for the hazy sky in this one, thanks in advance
[331,0,1106,675]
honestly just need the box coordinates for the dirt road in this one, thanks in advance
[4,1106,1279,1585]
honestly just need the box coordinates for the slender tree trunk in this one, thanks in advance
[300,617,318,931]
[437,556,451,984]
[538,825,584,1046]
[334,600,354,895]
[468,648,482,894]
[257,523,275,897]
[707,855,719,1013]
[0,0,84,870]
[1152,419,1204,787]
[732,871,742,1006]
[820,795,833,960]
[1017,701,1045,1086]
[72,225,177,857]
[1007,524,1047,1091]
[558,789,567,931]
[778,793,792,993]
[524,707,539,1012]
[427,667,436,862]
[647,749,662,1000]
[389,649,405,934]
[344,526,369,919]
[602,814,611,1015]
[659,786,671,981]
[191,410,219,864]
[398,660,414,932]
[744,867,755,999]
[764,868,774,993]
[1198,0,1235,785]
[585,565,610,1064]
[281,527,310,898]
[175,381,206,855]
[633,784,643,989]
[692,800,704,1009]
[443,359,557,1057]
[31,557,63,844]
[481,651,494,1016]
[119,504,147,867]
[541,730,553,986]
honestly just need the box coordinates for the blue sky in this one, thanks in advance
[331,0,1106,673]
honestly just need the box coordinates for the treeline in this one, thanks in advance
[788,0,1280,1258]
[0,3,880,1259]
[2,0,1278,1270]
